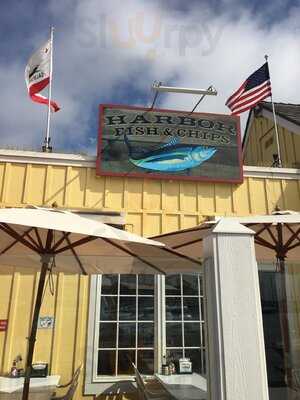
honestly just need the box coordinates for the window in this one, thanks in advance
[165,274,206,373]
[96,274,155,377]
[86,273,205,391]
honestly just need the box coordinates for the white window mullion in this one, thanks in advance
[135,275,138,367]
[89,274,159,383]
[198,274,205,372]
[155,274,165,373]
[93,275,102,381]
[181,274,185,358]
[115,274,120,376]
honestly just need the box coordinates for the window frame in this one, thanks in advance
[93,275,156,381]
[84,273,205,394]
[164,274,206,373]
[85,275,161,394]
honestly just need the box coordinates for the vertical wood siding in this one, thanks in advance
[0,162,298,236]
[244,116,300,168]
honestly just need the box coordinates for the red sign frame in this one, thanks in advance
[0,319,8,332]
[96,104,243,184]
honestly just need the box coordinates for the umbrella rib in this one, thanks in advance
[287,242,300,252]
[45,229,54,250]
[54,235,98,254]
[0,227,34,255]
[151,224,208,239]
[33,227,43,249]
[254,236,276,251]
[255,224,270,237]
[0,224,40,253]
[283,226,300,251]
[159,245,201,265]
[24,231,41,250]
[265,226,278,245]
[100,237,166,275]
[284,224,300,252]
[286,224,296,236]
[51,232,71,252]
[173,237,203,249]
[65,236,87,275]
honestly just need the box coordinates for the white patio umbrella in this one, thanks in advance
[0,207,201,400]
[153,212,300,260]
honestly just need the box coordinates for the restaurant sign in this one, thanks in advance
[97,104,243,183]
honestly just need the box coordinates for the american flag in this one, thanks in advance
[226,62,272,115]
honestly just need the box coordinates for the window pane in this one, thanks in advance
[97,350,116,375]
[99,323,117,348]
[166,322,182,347]
[120,275,136,295]
[138,323,154,347]
[183,298,200,321]
[165,275,181,295]
[119,323,136,348]
[259,270,286,386]
[118,350,135,375]
[166,297,182,321]
[101,275,118,295]
[138,350,154,374]
[138,275,154,295]
[164,274,204,376]
[184,323,200,347]
[100,296,117,321]
[138,297,154,321]
[185,349,202,373]
[166,349,183,364]
[182,275,198,295]
[119,297,136,320]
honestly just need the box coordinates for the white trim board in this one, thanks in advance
[0,149,96,168]
[244,166,300,180]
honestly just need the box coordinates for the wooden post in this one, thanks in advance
[203,219,269,400]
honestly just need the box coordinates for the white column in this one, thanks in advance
[203,218,269,400]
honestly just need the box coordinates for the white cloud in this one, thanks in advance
[0,0,299,153]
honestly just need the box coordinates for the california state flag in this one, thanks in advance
[25,39,60,112]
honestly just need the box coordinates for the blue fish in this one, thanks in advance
[124,134,217,172]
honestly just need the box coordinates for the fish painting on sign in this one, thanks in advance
[124,134,217,172]
[97,104,243,183]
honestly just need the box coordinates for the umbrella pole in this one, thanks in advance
[277,256,292,387]
[22,256,51,400]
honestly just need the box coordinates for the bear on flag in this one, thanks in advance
[25,39,60,112]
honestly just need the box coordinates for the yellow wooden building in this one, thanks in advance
[243,102,300,168]
[0,102,299,399]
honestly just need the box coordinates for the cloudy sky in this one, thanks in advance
[0,0,299,154]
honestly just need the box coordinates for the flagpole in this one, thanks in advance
[43,26,54,152]
[265,54,282,167]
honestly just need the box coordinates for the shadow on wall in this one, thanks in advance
[94,381,138,400]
